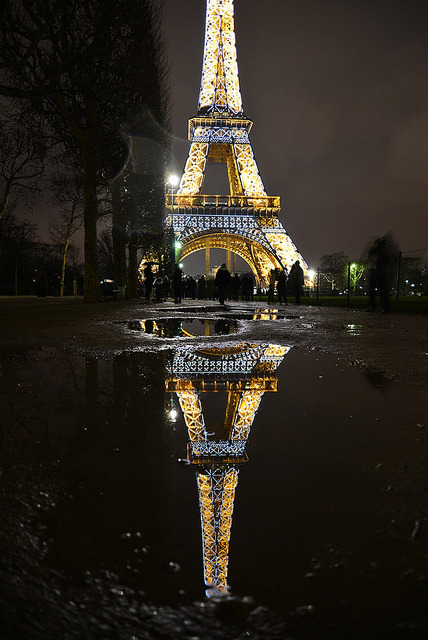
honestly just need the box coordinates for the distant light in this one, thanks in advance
[168,174,179,187]
[169,408,178,421]
[308,269,315,279]
[351,263,357,269]
[179,263,184,269]
[174,240,182,249]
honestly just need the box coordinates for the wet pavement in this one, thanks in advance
[0,297,426,639]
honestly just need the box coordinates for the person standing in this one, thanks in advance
[277,268,288,304]
[172,264,183,304]
[289,261,304,304]
[197,274,207,299]
[215,263,231,305]
[267,268,278,304]
[232,273,240,301]
[366,236,390,312]
[143,262,154,301]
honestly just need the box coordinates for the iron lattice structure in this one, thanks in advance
[166,343,289,593]
[166,0,307,284]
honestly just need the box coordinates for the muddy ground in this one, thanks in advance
[0,296,426,640]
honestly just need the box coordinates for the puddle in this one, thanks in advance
[128,317,238,337]
[0,344,425,621]
[126,311,301,339]
[345,323,363,336]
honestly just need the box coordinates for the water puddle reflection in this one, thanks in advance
[0,342,425,615]
[126,310,301,339]
[344,323,363,336]
[128,318,238,337]
[166,343,289,595]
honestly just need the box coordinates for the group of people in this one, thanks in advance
[267,261,305,305]
[143,260,305,306]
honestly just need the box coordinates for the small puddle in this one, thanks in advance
[128,318,238,337]
[344,323,363,336]
[126,310,301,338]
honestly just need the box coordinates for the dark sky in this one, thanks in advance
[163,0,428,267]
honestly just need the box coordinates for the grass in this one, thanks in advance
[254,295,428,313]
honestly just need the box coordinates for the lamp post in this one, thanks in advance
[168,174,179,270]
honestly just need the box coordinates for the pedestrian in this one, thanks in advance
[215,263,231,305]
[267,268,278,304]
[172,264,183,303]
[154,276,164,302]
[35,270,48,297]
[289,260,304,303]
[163,274,170,298]
[144,262,154,301]
[232,273,240,301]
[188,275,197,299]
[365,236,391,312]
[197,275,207,299]
[277,268,288,304]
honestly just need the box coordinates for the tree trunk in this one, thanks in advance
[82,144,103,303]
[60,237,70,297]
[127,237,138,299]
[111,182,128,288]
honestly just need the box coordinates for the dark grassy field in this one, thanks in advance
[255,295,428,313]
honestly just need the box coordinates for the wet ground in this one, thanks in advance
[0,297,426,639]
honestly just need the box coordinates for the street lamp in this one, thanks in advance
[168,174,179,270]
[308,269,315,295]
[168,174,179,209]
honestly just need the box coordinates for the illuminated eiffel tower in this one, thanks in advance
[166,343,289,593]
[167,0,307,284]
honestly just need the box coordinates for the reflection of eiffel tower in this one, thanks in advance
[166,343,289,594]
[167,0,307,283]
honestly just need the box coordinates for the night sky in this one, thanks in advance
[163,0,428,268]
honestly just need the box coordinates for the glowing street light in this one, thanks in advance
[168,174,180,270]
[168,174,179,207]
[169,408,178,422]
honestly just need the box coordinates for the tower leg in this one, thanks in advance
[227,238,232,272]
[205,239,210,278]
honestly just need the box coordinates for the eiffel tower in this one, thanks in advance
[166,342,289,593]
[167,0,307,284]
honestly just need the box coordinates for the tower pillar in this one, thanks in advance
[205,239,210,278]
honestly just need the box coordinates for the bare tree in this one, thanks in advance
[0,0,170,302]
[0,101,45,221]
[48,173,83,296]
[320,252,349,292]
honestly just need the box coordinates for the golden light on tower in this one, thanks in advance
[166,0,307,285]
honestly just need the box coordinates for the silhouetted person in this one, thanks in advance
[277,268,288,304]
[188,275,197,299]
[215,263,231,305]
[232,273,240,301]
[197,275,207,299]
[289,261,304,304]
[154,276,164,302]
[366,236,390,312]
[172,265,183,303]
[35,270,48,297]
[163,274,170,298]
[268,268,278,303]
[144,262,154,301]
